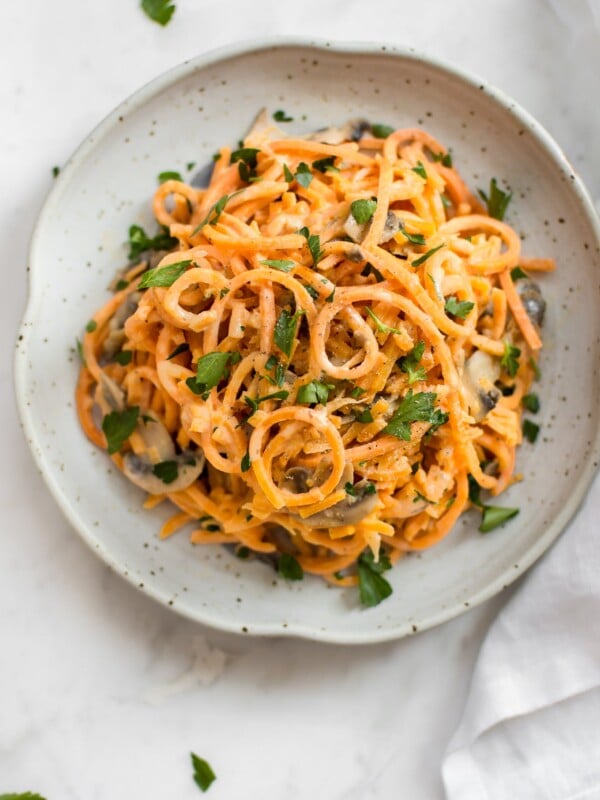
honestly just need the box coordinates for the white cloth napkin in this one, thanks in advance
[442,472,600,799]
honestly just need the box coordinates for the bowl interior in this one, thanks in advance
[17,41,600,642]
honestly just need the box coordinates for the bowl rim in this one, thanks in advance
[15,36,600,644]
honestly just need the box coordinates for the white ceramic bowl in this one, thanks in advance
[16,39,600,643]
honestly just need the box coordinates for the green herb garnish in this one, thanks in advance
[522,393,540,413]
[357,550,393,607]
[529,356,541,381]
[115,279,129,291]
[352,407,374,423]
[412,244,444,267]
[231,147,260,184]
[414,490,434,504]
[366,307,402,335]
[312,156,339,173]
[190,752,216,793]
[480,505,519,533]
[510,266,528,281]
[298,226,321,266]
[152,460,179,484]
[383,390,447,441]
[52,166,60,178]
[158,170,183,183]
[86,319,97,333]
[345,482,357,496]
[244,390,289,415]
[294,162,313,188]
[432,151,453,168]
[274,308,304,357]
[273,109,293,122]
[296,380,332,405]
[115,350,133,366]
[141,0,175,25]
[260,259,295,272]
[128,224,177,261]
[278,553,304,580]
[444,296,475,319]
[399,226,426,246]
[192,193,235,235]
[76,338,85,366]
[138,259,191,289]
[501,341,521,378]
[350,385,366,399]
[412,161,427,179]
[102,406,139,454]
[167,342,190,360]
[351,198,377,224]
[186,351,233,397]
[0,794,47,800]
[523,419,540,443]
[283,164,294,183]
[241,452,251,472]
[478,178,512,221]
[371,123,395,139]
[398,340,426,385]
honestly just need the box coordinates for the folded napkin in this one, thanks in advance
[442,472,600,799]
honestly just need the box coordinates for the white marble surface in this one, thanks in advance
[2,1,598,797]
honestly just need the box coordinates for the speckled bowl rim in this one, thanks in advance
[15,37,600,643]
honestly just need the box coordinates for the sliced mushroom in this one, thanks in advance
[462,350,501,422]
[518,281,546,327]
[307,118,370,145]
[99,373,126,412]
[102,291,141,361]
[302,479,379,527]
[343,213,367,243]
[122,412,205,493]
[379,210,403,243]
[343,209,401,246]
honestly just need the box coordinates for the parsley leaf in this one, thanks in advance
[529,356,541,381]
[186,352,233,396]
[383,390,447,441]
[351,198,377,224]
[138,260,191,289]
[366,307,402,335]
[350,385,366,399]
[298,226,321,266]
[115,350,133,366]
[398,340,427,385]
[274,309,303,357]
[523,419,540,443]
[297,380,332,405]
[260,258,295,272]
[167,342,190,360]
[312,156,339,173]
[510,266,528,281]
[273,109,293,122]
[480,505,519,533]
[52,166,60,178]
[478,178,512,221]
[357,550,393,607]
[231,147,260,183]
[158,170,183,183]
[244,390,289,415]
[501,341,521,378]
[414,490,434,504]
[102,406,139,454]
[192,193,235,235]
[86,319,97,333]
[75,337,85,366]
[115,279,129,291]
[352,406,374,423]
[278,553,304,580]
[431,150,453,168]
[345,482,357,496]
[141,0,175,26]
[283,163,294,183]
[399,226,426,246]
[522,393,540,413]
[444,296,475,319]
[263,355,286,387]
[190,752,216,793]
[294,162,313,188]
[128,224,177,261]
[0,794,48,800]
[412,243,444,267]
[152,460,179,484]
[241,452,251,472]
[371,123,394,139]
[412,161,427,179]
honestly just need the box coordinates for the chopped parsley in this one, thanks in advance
[166,342,190,360]
[241,452,251,472]
[186,351,234,397]
[522,393,540,413]
[371,123,395,139]
[230,147,260,183]
[274,308,304,357]
[412,161,427,179]
[444,296,475,319]
[75,337,85,365]
[52,166,60,178]
[399,226,426,246]
[325,287,335,303]
[127,224,177,261]
[298,226,321,266]
[412,243,444,267]
[344,482,357,496]
[414,490,434,504]
[431,150,453,168]
[478,178,512,221]
[192,193,235,235]
[523,419,540,443]
[141,0,176,25]
[352,406,374,423]
[357,550,393,607]
[86,319,97,333]
[398,340,427,384]
[115,350,133,366]
[273,109,293,122]
[278,553,304,580]
[157,170,183,183]
[190,752,216,793]
[263,355,286,387]
[102,406,139,454]
[383,390,448,441]
[0,794,48,800]
[152,460,179,484]
[236,545,251,559]
[115,279,129,291]
[244,390,289,415]
[468,474,520,532]
[501,341,521,378]
[350,385,366,399]
[312,156,339,173]
[138,259,191,288]
[297,380,333,405]
[283,163,294,183]
[260,258,295,272]
[529,356,541,381]
[351,198,377,224]
[366,307,402,335]
[294,162,313,188]
[510,266,528,281]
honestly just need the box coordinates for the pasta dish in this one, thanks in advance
[76,112,553,606]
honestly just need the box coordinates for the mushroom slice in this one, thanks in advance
[307,118,370,145]
[343,213,367,243]
[302,480,379,528]
[462,350,501,422]
[122,450,205,495]
[379,210,403,243]
[99,373,126,412]
[102,291,141,361]
[517,280,546,327]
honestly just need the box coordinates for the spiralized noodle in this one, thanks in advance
[76,115,553,600]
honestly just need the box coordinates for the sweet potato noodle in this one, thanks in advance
[76,114,554,604]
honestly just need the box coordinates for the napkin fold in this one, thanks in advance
[442,473,600,799]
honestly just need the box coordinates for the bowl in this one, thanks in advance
[15,38,600,643]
